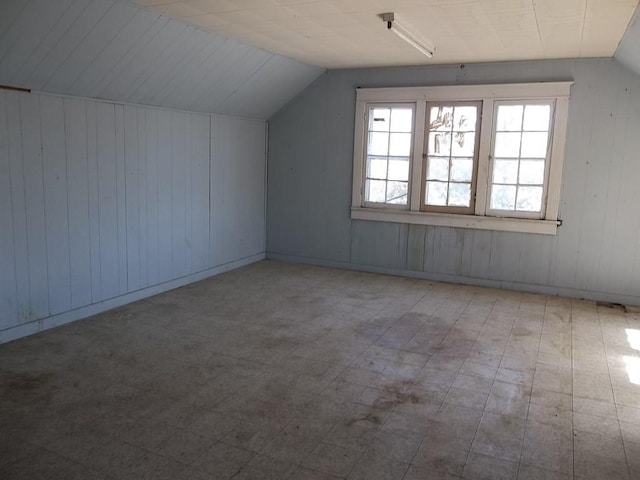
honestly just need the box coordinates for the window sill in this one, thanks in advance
[351,207,560,235]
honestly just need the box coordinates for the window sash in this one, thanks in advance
[362,102,416,208]
[421,101,482,215]
[486,99,556,219]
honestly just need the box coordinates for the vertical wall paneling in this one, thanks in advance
[145,107,160,287]
[95,102,119,300]
[190,114,210,273]
[64,97,92,309]
[124,105,141,292]
[0,93,17,328]
[40,95,72,315]
[171,111,189,278]
[5,92,30,325]
[406,225,425,271]
[86,99,102,303]
[0,90,267,341]
[598,72,632,291]
[114,105,127,295]
[574,66,618,291]
[20,94,49,320]
[135,107,148,289]
[157,109,173,283]
[210,116,266,265]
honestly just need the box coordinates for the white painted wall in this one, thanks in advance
[0,90,266,342]
[267,58,640,306]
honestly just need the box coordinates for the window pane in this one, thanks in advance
[494,132,521,157]
[453,106,477,131]
[451,158,473,182]
[428,132,451,156]
[387,181,408,204]
[369,108,390,131]
[496,105,523,131]
[493,159,518,184]
[367,157,387,179]
[523,105,550,131]
[427,157,449,181]
[366,179,386,203]
[368,131,389,156]
[451,132,475,157]
[519,159,544,185]
[425,103,479,211]
[426,181,447,206]
[429,106,454,131]
[389,132,411,156]
[516,186,543,212]
[449,183,471,207]
[390,108,413,132]
[388,157,409,181]
[491,185,516,210]
[521,132,548,158]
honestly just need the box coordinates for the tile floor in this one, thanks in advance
[1,260,640,479]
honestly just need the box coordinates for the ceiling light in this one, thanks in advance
[381,13,435,59]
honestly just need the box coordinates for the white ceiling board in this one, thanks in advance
[0,0,323,119]
[132,0,640,68]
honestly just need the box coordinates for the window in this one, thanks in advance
[488,101,553,216]
[423,102,481,214]
[364,105,414,205]
[351,82,572,235]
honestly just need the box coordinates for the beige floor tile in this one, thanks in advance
[471,412,526,462]
[462,452,518,480]
[1,261,639,479]
[301,442,363,478]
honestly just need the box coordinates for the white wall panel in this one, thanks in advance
[64,97,93,309]
[0,93,17,328]
[41,95,71,315]
[210,116,266,266]
[20,94,49,320]
[0,90,267,341]
[5,93,30,327]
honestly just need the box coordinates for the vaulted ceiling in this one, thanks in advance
[133,0,639,68]
[2,0,640,120]
[616,6,640,75]
[0,0,323,119]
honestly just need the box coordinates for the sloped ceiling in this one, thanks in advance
[615,7,640,76]
[133,0,639,68]
[0,0,323,119]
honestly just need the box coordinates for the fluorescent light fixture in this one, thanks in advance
[381,12,434,59]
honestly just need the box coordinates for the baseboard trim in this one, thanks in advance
[0,252,265,344]
[266,252,640,308]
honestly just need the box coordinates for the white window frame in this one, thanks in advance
[362,102,416,209]
[351,82,572,235]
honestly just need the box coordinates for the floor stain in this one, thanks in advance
[346,380,424,426]
[3,372,55,392]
